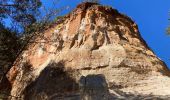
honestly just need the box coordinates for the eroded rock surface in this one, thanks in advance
[4,2,170,100]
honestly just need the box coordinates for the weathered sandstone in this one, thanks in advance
[4,2,170,100]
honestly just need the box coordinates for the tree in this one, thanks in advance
[167,27,170,34]
[0,0,42,76]
[0,0,42,29]
[167,12,170,34]
[167,17,170,34]
[0,0,64,75]
[0,1,65,98]
[0,23,20,74]
[82,0,100,3]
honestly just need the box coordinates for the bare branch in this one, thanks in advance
[0,4,18,7]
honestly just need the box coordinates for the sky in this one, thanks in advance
[42,0,170,68]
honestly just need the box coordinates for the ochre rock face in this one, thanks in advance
[6,2,170,100]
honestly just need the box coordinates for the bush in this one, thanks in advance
[82,0,100,3]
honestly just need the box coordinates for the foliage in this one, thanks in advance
[167,17,170,34]
[54,16,64,22]
[0,23,21,74]
[167,27,170,34]
[0,0,42,28]
[82,0,100,3]
[0,1,66,99]
[0,0,65,75]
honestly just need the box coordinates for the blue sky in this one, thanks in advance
[40,0,170,68]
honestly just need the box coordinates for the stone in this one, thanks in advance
[3,2,170,100]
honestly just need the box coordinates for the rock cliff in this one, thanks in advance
[3,2,170,100]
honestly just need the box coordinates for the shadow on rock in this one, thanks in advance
[79,74,109,100]
[22,62,170,100]
[79,75,170,100]
[0,76,12,100]
[23,62,79,100]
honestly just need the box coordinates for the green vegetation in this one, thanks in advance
[54,16,65,22]
[0,2,64,97]
[167,27,170,34]
[0,0,97,99]
[82,0,100,3]
[0,0,43,78]
[167,14,170,34]
[0,0,64,76]
[0,0,42,29]
[0,24,21,74]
